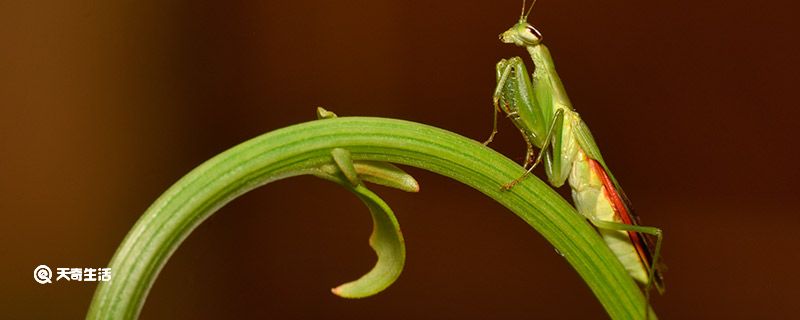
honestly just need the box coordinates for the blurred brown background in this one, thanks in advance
[2,0,799,318]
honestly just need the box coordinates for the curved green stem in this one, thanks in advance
[86,117,655,319]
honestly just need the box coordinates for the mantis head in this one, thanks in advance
[499,0,543,47]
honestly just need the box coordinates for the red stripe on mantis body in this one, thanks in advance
[588,159,654,269]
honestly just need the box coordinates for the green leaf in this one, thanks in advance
[314,147,412,298]
[86,117,655,320]
[328,183,405,298]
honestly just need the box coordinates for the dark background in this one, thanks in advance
[2,0,798,318]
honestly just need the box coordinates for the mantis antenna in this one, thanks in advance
[523,0,538,20]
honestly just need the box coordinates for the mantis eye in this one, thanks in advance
[526,25,542,40]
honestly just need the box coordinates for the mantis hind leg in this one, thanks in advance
[589,219,664,319]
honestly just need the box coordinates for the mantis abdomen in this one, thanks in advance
[569,148,650,285]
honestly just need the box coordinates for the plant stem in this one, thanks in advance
[86,117,654,319]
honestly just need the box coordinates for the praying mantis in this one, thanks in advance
[483,0,665,315]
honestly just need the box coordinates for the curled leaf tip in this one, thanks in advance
[316,107,338,119]
[402,176,420,193]
[354,161,419,193]
[331,184,405,299]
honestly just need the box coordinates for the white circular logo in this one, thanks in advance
[34,265,52,284]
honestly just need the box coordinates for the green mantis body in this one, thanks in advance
[484,2,665,311]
